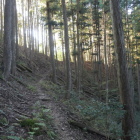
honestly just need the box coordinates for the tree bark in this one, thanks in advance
[22,0,27,57]
[76,0,82,93]
[3,0,12,79]
[47,1,56,83]
[110,0,135,139]
[61,0,72,98]
[11,0,17,75]
[0,0,3,47]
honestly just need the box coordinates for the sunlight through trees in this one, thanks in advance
[0,0,140,139]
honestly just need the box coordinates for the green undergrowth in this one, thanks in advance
[0,110,9,127]
[27,101,56,139]
[40,80,66,100]
[66,91,140,139]
[65,93,125,139]
[29,101,57,139]
[38,78,140,139]
[39,80,124,138]
[27,85,37,92]
[0,101,57,140]
[135,111,140,138]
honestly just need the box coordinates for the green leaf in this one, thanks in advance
[7,136,21,140]
[32,127,40,131]
[47,131,56,139]
[35,122,46,127]
[28,132,35,135]
[42,109,50,113]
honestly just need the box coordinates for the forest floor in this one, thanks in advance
[0,53,110,140]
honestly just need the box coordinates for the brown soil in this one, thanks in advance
[0,53,108,140]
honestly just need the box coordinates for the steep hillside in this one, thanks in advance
[0,51,111,140]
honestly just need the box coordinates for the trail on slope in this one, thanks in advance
[36,78,75,140]
[34,76,106,140]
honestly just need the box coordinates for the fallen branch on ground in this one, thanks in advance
[57,76,66,85]
[68,120,115,140]
[17,64,26,71]
[21,64,32,73]
[13,109,31,118]
[10,74,27,87]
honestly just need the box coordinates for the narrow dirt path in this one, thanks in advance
[36,78,75,140]
[34,76,106,140]
[39,95,75,140]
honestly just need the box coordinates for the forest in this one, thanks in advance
[0,0,140,140]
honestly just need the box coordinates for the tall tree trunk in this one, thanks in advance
[76,0,81,93]
[45,29,48,57]
[22,0,27,57]
[103,0,109,104]
[71,0,77,81]
[137,64,140,106]
[60,30,66,73]
[47,1,56,83]
[11,0,17,75]
[15,1,18,59]
[3,0,12,79]
[110,0,135,139]
[0,0,3,47]
[62,0,72,98]
[42,24,44,54]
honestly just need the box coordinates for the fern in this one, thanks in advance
[7,136,21,140]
